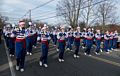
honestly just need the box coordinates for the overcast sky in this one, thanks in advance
[0,0,120,24]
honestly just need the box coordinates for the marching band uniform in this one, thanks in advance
[73,27,82,58]
[113,30,118,49]
[3,26,6,39]
[95,30,102,55]
[46,31,51,44]
[109,32,114,51]
[32,25,38,48]
[37,28,41,42]
[53,30,57,46]
[50,30,54,43]
[66,26,73,51]
[39,26,50,68]
[103,31,110,53]
[4,25,11,49]
[15,21,26,72]
[9,28,16,56]
[56,29,60,52]
[2,21,120,71]
[82,28,87,49]
[57,26,66,62]
[84,28,94,56]
[26,26,34,55]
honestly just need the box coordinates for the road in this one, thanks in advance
[0,40,120,76]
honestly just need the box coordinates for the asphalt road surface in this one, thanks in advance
[0,40,120,76]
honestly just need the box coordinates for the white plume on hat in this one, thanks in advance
[77,26,80,29]
[68,26,71,28]
[44,24,47,27]
[83,28,86,30]
[34,24,36,26]
[12,24,15,27]
[28,22,32,26]
[55,27,57,28]
[91,28,94,31]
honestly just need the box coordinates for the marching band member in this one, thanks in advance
[39,26,50,68]
[57,26,66,62]
[73,26,82,58]
[82,28,87,49]
[113,30,118,50]
[56,28,60,52]
[53,27,58,46]
[32,24,38,48]
[4,24,15,56]
[26,22,34,55]
[95,30,102,55]
[84,28,94,56]
[103,30,110,54]
[46,26,51,44]
[3,26,6,39]
[109,32,114,51]
[50,29,54,43]
[15,21,26,72]
[66,26,73,51]
[37,27,41,42]
[9,26,16,57]
[4,24,11,49]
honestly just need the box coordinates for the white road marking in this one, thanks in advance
[3,40,16,76]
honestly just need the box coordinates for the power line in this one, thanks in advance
[35,15,59,21]
[19,0,57,21]
[0,11,25,15]
[31,9,56,15]
[34,0,108,21]
[32,11,56,18]
[20,11,30,19]
[19,0,107,20]
[31,0,56,11]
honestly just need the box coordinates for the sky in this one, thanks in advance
[0,0,60,24]
[0,0,120,25]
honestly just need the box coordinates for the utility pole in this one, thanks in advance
[29,9,31,21]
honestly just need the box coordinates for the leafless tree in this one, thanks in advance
[57,0,119,29]
[56,0,83,28]
[94,0,118,26]
[80,0,95,27]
